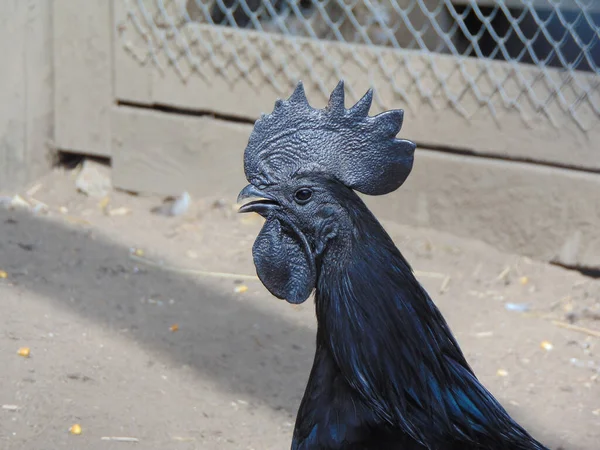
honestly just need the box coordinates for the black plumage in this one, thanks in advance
[237,82,549,450]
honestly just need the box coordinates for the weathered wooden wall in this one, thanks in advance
[112,21,599,172]
[0,1,54,191]
[53,0,113,157]
[110,107,600,269]
[105,3,600,269]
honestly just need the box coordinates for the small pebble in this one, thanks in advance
[153,192,191,216]
[505,303,530,312]
[474,331,494,338]
[10,195,30,209]
[212,199,227,209]
[108,207,131,216]
[2,405,19,411]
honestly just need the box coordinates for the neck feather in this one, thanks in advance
[312,205,542,449]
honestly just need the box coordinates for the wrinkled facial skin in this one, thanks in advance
[238,174,350,305]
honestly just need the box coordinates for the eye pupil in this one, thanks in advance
[295,188,312,202]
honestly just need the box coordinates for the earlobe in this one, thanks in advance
[315,220,338,257]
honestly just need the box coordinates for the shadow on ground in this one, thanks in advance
[1,207,577,449]
[0,208,313,416]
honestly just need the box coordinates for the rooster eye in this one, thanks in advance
[294,188,313,204]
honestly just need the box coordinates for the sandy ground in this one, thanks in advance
[1,166,599,450]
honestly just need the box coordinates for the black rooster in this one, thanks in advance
[237,81,549,450]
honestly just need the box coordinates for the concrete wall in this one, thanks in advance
[0,1,54,192]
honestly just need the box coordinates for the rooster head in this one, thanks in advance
[237,81,415,304]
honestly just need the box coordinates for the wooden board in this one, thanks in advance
[365,150,600,270]
[112,19,600,171]
[53,0,113,157]
[111,110,600,269]
[111,106,249,197]
[0,1,53,191]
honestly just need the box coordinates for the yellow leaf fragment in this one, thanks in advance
[133,248,144,257]
[70,424,82,435]
[99,196,110,213]
[0,270,7,279]
[170,324,179,332]
[17,347,30,357]
[172,436,196,442]
[64,216,91,226]
[234,285,248,294]
[540,341,553,351]
[496,369,509,377]
[519,276,529,285]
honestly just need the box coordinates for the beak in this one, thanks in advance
[237,184,279,215]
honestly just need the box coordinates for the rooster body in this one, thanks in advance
[238,82,549,450]
[290,177,546,449]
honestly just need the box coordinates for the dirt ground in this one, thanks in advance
[1,166,599,450]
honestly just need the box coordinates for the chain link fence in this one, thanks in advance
[118,0,600,131]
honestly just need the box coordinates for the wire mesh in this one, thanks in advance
[117,0,600,131]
